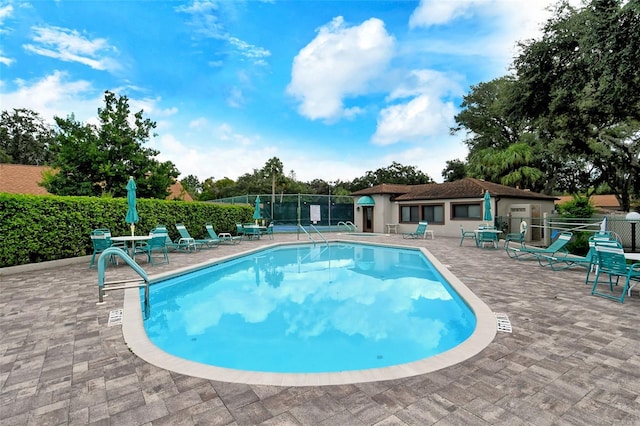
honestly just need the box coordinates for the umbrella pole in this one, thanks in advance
[131,224,135,236]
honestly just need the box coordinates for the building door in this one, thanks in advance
[362,206,374,232]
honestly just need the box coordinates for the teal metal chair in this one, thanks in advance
[265,223,274,240]
[136,230,170,266]
[89,229,113,268]
[459,225,477,246]
[477,225,499,248]
[89,228,127,268]
[205,223,241,244]
[591,245,640,303]
[503,221,527,248]
[537,232,621,283]
[175,223,216,249]
[402,222,428,239]
[505,232,573,260]
[154,225,195,252]
[236,223,246,240]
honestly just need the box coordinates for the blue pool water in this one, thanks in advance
[143,242,476,373]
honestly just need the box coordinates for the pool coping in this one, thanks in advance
[122,240,497,386]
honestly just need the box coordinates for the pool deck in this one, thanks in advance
[1,233,639,425]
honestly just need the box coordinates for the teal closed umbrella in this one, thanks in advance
[483,190,492,222]
[253,195,262,224]
[126,176,139,236]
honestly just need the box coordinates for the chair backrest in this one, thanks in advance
[266,223,274,234]
[236,223,245,234]
[547,232,573,250]
[205,223,218,239]
[595,245,629,275]
[175,223,191,239]
[416,222,428,234]
[147,231,168,249]
[90,229,111,250]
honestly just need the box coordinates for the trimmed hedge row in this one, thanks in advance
[0,193,253,268]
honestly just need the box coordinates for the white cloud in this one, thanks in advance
[189,117,208,128]
[287,16,395,122]
[0,3,13,24]
[0,71,100,122]
[372,69,462,146]
[409,0,484,27]
[152,123,278,181]
[386,138,468,182]
[0,51,13,66]
[373,95,456,146]
[176,1,270,65]
[408,1,581,64]
[23,25,120,72]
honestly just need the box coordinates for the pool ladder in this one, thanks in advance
[337,221,357,232]
[298,224,328,245]
[96,247,150,316]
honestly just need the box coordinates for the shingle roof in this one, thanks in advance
[351,178,557,201]
[0,164,193,201]
[556,194,621,210]
[0,164,50,195]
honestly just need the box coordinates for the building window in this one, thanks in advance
[400,204,444,223]
[400,206,420,223]
[452,203,482,219]
[422,204,444,224]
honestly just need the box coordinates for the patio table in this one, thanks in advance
[243,225,267,240]
[111,235,151,259]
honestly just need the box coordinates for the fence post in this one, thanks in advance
[543,212,550,246]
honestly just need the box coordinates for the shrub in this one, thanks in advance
[0,193,252,267]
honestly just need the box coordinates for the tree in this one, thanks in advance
[349,161,433,190]
[0,109,57,165]
[510,0,640,205]
[44,91,179,198]
[451,77,548,191]
[180,174,202,199]
[441,159,467,182]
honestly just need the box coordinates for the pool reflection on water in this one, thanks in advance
[143,242,476,373]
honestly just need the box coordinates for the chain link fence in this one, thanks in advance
[209,194,355,231]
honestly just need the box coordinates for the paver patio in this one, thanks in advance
[1,233,639,425]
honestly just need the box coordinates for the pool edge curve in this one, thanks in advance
[122,240,497,387]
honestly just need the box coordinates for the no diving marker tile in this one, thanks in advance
[494,312,512,333]
[108,309,123,327]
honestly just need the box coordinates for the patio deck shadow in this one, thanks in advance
[1,233,639,425]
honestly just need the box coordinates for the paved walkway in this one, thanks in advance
[1,233,639,425]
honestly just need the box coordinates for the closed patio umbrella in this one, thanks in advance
[126,176,139,236]
[483,190,492,223]
[253,195,262,224]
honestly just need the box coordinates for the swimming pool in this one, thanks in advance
[123,240,496,386]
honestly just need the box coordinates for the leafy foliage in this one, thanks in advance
[0,193,252,267]
[349,161,433,191]
[44,91,180,199]
[441,159,467,182]
[509,0,640,205]
[0,109,57,165]
[556,195,595,218]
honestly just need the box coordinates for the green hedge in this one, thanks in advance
[0,193,253,268]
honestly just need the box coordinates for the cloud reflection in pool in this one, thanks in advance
[144,243,476,373]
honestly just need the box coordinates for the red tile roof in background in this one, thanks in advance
[555,194,621,210]
[0,164,193,201]
[0,164,50,195]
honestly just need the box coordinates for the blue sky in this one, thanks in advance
[0,0,561,183]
